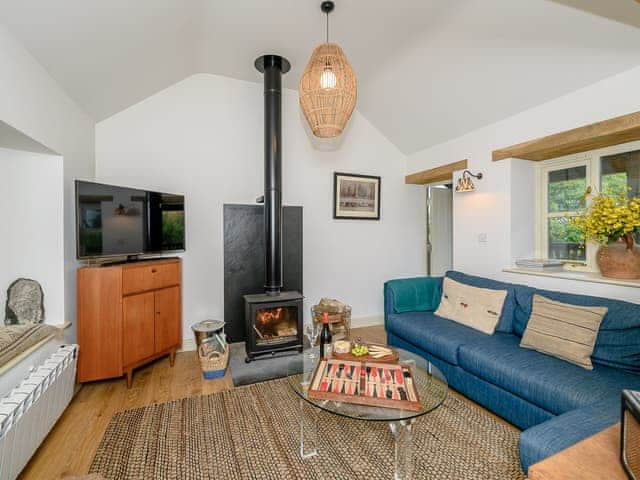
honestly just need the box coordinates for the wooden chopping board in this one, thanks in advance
[331,343,399,363]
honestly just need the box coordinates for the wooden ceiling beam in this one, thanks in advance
[405,159,468,185]
[492,111,640,162]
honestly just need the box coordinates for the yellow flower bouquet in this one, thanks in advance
[571,190,640,245]
[571,190,640,279]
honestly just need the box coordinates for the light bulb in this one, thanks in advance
[320,67,337,89]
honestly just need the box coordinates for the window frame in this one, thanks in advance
[537,155,593,266]
[535,140,640,271]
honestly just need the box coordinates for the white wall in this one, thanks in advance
[407,65,640,303]
[0,148,64,323]
[95,73,425,340]
[0,26,95,336]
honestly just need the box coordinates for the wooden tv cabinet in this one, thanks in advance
[77,258,182,387]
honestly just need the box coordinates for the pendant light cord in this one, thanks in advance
[326,10,329,44]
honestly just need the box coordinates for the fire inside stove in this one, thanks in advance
[254,305,298,345]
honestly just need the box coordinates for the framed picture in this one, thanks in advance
[333,172,381,220]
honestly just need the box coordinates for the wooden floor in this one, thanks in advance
[20,325,388,479]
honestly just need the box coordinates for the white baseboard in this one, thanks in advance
[350,314,384,329]
[178,315,384,353]
[179,338,197,353]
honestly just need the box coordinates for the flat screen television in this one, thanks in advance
[75,180,185,259]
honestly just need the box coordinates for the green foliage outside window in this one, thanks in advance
[548,178,586,213]
[601,173,628,196]
[548,217,584,244]
[162,211,185,249]
[547,173,629,245]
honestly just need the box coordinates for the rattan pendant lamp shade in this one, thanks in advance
[299,1,357,138]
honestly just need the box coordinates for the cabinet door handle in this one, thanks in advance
[151,269,157,273]
[156,311,161,315]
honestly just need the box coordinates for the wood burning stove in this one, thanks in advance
[244,54,303,362]
[244,292,303,362]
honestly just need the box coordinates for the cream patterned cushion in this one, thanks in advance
[434,277,507,335]
[520,294,607,370]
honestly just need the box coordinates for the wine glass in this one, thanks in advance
[304,317,322,361]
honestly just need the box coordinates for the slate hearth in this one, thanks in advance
[227,342,302,386]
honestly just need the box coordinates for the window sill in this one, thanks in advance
[503,267,640,289]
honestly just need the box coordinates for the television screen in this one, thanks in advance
[76,180,185,259]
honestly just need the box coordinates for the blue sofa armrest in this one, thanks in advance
[519,395,620,473]
[384,281,395,330]
[384,277,443,329]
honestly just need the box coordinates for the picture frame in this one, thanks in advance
[333,172,381,220]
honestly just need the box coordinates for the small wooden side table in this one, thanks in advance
[528,424,627,480]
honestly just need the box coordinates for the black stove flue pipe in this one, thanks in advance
[255,55,291,296]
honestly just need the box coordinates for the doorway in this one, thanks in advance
[426,184,453,276]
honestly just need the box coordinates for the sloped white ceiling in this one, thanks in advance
[1,0,640,154]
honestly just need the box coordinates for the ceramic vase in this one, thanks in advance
[597,234,640,280]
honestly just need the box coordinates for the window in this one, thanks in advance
[544,165,587,261]
[601,150,640,245]
[537,142,640,269]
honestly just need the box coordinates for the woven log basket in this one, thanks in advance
[312,298,351,339]
[312,298,351,323]
[198,338,229,379]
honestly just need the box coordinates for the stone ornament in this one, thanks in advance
[5,278,45,325]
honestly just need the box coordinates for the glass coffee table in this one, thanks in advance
[287,346,448,479]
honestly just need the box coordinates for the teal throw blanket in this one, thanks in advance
[387,277,442,313]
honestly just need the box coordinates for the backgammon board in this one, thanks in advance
[307,358,423,412]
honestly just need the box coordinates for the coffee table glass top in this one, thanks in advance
[287,346,448,422]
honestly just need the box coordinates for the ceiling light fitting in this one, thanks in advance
[299,1,357,138]
[455,170,483,193]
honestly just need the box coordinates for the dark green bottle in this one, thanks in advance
[319,312,332,359]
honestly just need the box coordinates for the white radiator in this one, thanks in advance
[0,344,77,480]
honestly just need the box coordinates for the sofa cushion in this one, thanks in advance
[435,277,507,335]
[458,333,640,414]
[385,277,442,313]
[520,294,607,370]
[445,271,516,333]
[513,285,640,373]
[388,331,554,430]
[519,396,620,473]
[386,311,490,366]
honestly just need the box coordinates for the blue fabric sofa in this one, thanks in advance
[384,270,640,473]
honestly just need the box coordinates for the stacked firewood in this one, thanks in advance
[312,298,352,339]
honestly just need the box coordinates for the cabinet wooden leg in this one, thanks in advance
[126,369,133,388]
[169,348,176,367]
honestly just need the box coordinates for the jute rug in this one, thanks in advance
[90,378,524,479]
